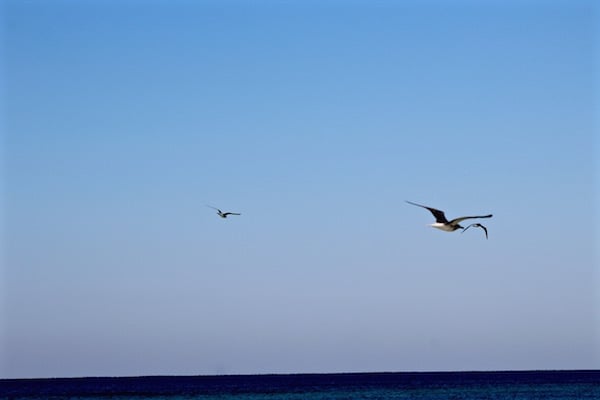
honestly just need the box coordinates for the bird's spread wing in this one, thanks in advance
[405,201,448,223]
[449,214,493,224]
[480,224,488,239]
[462,223,489,239]
[223,212,240,216]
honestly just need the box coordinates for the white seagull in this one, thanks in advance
[207,206,241,218]
[462,223,489,239]
[406,201,492,233]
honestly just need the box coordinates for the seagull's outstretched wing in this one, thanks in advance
[462,223,489,239]
[206,205,221,212]
[405,201,448,223]
[222,212,241,217]
[449,214,493,225]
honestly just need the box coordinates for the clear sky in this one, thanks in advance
[2,0,598,379]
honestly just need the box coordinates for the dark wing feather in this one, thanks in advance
[462,223,489,239]
[480,224,488,239]
[449,214,492,225]
[405,201,448,223]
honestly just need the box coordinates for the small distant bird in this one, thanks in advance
[406,201,492,233]
[207,206,241,218]
[462,223,489,239]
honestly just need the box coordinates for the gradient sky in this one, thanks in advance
[2,0,598,379]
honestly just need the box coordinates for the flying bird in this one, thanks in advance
[207,206,241,218]
[462,223,489,239]
[406,201,492,233]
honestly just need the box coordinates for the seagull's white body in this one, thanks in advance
[430,222,458,232]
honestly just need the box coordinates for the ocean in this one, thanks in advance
[1,370,599,399]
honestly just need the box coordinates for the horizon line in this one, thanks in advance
[3,368,599,381]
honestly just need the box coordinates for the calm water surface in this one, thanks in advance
[2,370,599,399]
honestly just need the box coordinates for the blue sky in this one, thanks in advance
[2,0,598,378]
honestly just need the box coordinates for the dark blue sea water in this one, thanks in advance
[1,370,599,399]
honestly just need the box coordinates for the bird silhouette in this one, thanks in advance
[207,206,241,218]
[406,201,492,233]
